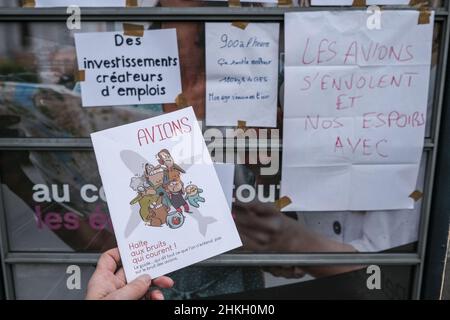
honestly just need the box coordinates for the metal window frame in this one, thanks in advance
[0,5,449,300]
[421,40,450,299]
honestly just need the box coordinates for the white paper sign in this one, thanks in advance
[74,29,181,107]
[33,0,127,7]
[91,107,242,281]
[311,1,410,5]
[205,23,279,127]
[281,11,434,211]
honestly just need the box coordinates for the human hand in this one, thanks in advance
[86,248,174,300]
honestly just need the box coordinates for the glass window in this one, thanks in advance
[0,2,445,300]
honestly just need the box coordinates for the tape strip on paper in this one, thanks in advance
[409,190,423,202]
[418,7,431,24]
[409,0,432,25]
[278,0,293,7]
[237,120,247,129]
[232,21,249,30]
[75,70,85,82]
[275,196,292,211]
[123,23,145,37]
[409,0,427,5]
[175,93,188,107]
[126,0,138,7]
[22,0,35,7]
[352,0,366,6]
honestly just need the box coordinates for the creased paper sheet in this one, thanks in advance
[281,11,434,211]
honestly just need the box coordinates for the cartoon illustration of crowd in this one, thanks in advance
[129,149,205,229]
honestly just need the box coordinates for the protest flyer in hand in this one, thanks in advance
[91,107,242,281]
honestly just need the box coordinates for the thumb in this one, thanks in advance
[106,274,152,300]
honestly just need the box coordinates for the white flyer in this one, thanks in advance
[91,107,242,281]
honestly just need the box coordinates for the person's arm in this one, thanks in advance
[86,248,174,300]
[233,201,363,278]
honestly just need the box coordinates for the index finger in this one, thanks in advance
[152,276,174,289]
